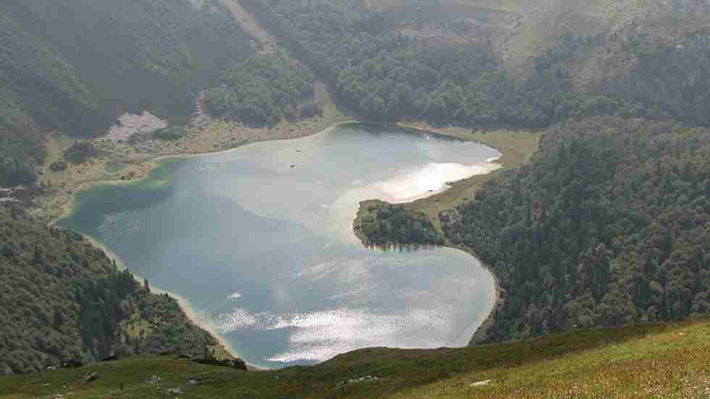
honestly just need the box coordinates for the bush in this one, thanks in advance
[64,143,99,164]
[151,126,187,141]
[49,161,67,172]
[299,101,323,119]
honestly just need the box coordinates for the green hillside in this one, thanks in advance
[242,0,710,130]
[2,317,709,398]
[2,0,253,128]
[0,0,254,187]
[0,208,217,375]
[357,117,710,345]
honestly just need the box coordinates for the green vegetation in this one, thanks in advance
[0,0,254,187]
[615,32,710,126]
[356,117,710,347]
[354,200,444,248]
[63,143,101,164]
[444,117,710,343]
[2,0,253,127]
[151,126,187,142]
[206,54,315,126]
[2,317,710,398]
[2,0,710,395]
[242,1,710,130]
[0,208,216,375]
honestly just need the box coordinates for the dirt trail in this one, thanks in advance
[218,0,277,56]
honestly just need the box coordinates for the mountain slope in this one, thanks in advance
[2,317,709,398]
[444,117,710,343]
[354,117,710,345]
[0,208,217,375]
[0,0,254,187]
[241,0,710,132]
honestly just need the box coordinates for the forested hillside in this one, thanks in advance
[206,54,316,126]
[0,0,253,187]
[442,117,710,343]
[0,208,217,375]
[242,0,710,129]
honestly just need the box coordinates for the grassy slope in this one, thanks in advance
[371,0,710,85]
[2,318,709,398]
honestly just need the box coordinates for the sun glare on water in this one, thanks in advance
[376,162,499,202]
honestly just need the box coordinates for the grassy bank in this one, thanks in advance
[354,126,541,235]
[394,124,541,224]
[3,317,709,398]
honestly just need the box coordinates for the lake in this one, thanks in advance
[59,123,500,369]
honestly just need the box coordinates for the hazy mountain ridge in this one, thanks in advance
[0,0,254,187]
[242,0,710,131]
[361,0,710,101]
[367,0,710,64]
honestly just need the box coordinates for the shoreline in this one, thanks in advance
[48,118,535,366]
[353,124,541,345]
[352,155,502,343]
[75,231,253,367]
[44,111,349,364]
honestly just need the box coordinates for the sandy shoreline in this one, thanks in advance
[41,102,348,364]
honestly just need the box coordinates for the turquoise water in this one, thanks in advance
[59,123,499,368]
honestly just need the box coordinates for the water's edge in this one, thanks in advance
[54,121,504,367]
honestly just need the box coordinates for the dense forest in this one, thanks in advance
[206,54,316,127]
[440,117,710,342]
[0,208,216,375]
[355,200,444,248]
[243,0,710,128]
[0,0,254,187]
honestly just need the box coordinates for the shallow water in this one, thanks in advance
[59,123,499,368]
